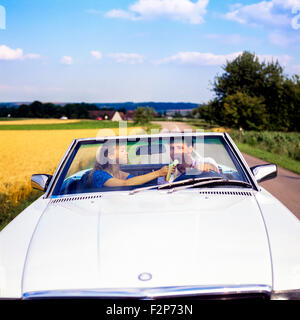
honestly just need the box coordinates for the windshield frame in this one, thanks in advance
[44,132,259,198]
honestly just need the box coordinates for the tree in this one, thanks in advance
[222,92,267,130]
[193,99,225,125]
[0,105,10,117]
[6,101,98,119]
[282,75,300,132]
[133,107,155,125]
[202,51,300,131]
[214,52,265,99]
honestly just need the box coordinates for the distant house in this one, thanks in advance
[88,110,125,121]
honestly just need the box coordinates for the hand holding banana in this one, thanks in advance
[166,159,178,182]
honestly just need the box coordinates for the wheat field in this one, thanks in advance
[0,126,144,209]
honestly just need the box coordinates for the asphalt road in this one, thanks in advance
[153,121,195,133]
[154,121,300,220]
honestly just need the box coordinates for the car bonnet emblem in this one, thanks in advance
[138,272,152,281]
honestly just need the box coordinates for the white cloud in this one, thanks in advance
[156,51,292,67]
[105,0,209,24]
[273,0,300,10]
[0,45,40,60]
[90,50,102,59]
[155,51,243,66]
[0,45,23,60]
[60,56,73,65]
[224,0,300,27]
[108,53,145,64]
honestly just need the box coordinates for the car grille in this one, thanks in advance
[199,190,253,196]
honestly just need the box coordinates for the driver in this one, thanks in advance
[170,140,219,175]
[86,143,172,188]
[157,140,220,184]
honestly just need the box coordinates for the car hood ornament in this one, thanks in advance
[138,272,152,281]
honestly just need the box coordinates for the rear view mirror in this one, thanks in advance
[250,164,277,183]
[136,144,166,155]
[31,174,53,192]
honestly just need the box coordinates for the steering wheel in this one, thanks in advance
[173,167,225,182]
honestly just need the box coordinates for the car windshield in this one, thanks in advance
[52,135,250,196]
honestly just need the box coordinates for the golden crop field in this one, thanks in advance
[0,118,81,125]
[0,126,144,211]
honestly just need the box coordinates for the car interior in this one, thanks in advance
[56,137,245,195]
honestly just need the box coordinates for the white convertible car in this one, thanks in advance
[1,132,300,300]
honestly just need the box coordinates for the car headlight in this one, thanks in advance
[271,289,300,300]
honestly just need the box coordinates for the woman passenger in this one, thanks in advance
[87,143,171,188]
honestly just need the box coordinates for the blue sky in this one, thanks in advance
[0,0,300,103]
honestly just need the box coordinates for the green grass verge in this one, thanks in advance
[236,143,300,175]
[0,120,161,131]
[191,120,300,174]
[0,120,136,130]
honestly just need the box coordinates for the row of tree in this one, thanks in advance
[192,51,300,131]
[0,101,128,119]
[0,101,186,123]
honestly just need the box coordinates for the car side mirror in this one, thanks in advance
[250,164,277,183]
[31,174,53,192]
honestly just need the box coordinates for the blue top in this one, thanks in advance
[92,170,134,188]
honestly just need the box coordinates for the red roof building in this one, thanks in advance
[88,110,125,121]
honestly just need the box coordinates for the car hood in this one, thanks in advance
[22,190,272,298]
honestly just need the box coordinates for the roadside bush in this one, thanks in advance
[230,130,300,161]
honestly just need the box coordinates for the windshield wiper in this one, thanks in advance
[129,177,224,195]
[167,179,252,193]
[158,176,224,189]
